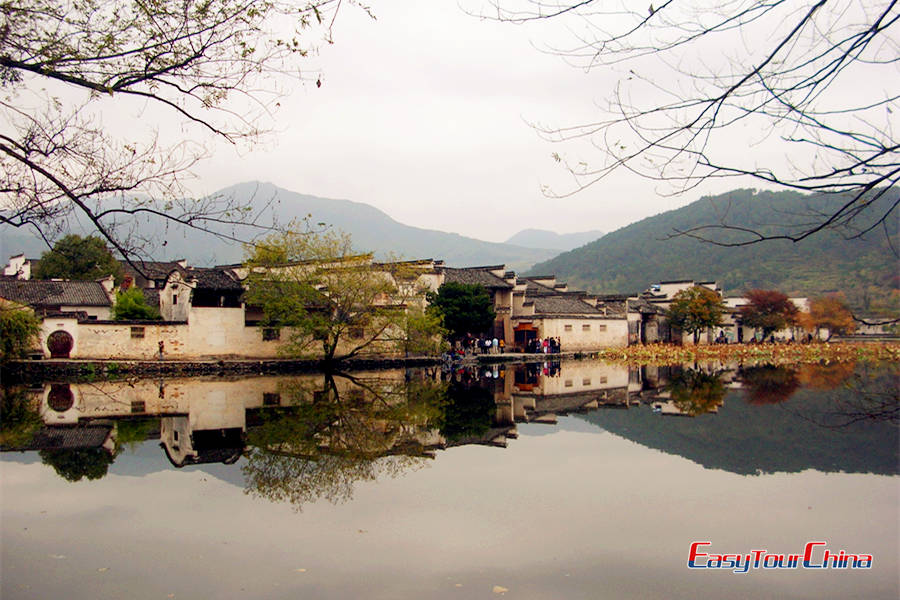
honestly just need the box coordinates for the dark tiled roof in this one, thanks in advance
[184,268,243,290]
[2,425,113,451]
[532,295,602,315]
[0,279,111,307]
[141,287,161,309]
[596,299,628,317]
[521,279,559,296]
[441,267,513,289]
[121,260,186,282]
[628,298,666,314]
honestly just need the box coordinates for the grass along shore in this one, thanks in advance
[592,342,900,367]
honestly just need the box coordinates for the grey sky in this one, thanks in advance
[188,1,741,243]
[181,0,896,244]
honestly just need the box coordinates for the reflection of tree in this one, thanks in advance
[243,373,447,510]
[667,368,727,417]
[0,387,42,448]
[115,419,159,453]
[741,365,801,405]
[38,448,114,482]
[440,382,494,441]
[796,361,856,391]
[791,362,898,429]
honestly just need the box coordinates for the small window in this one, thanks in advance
[131,326,145,338]
[174,430,179,441]
[597,324,607,332]
[600,376,608,384]
[582,324,591,331]
[173,294,178,305]
[262,328,280,341]
[263,392,281,406]
[131,401,145,413]
[564,380,573,387]
[88,315,98,321]
[349,325,365,339]
[583,378,591,386]
[564,324,573,332]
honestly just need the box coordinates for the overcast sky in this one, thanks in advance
[186,0,757,243]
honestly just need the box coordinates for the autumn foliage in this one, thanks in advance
[739,289,799,339]
[800,295,856,340]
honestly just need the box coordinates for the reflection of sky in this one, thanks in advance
[3,419,897,599]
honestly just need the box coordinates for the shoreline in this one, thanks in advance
[1,342,896,383]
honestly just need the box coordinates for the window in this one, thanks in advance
[600,376,608,384]
[597,324,607,332]
[582,324,591,331]
[131,401,145,413]
[564,380,573,387]
[172,294,178,305]
[583,378,591,386]
[262,328,280,341]
[263,393,281,406]
[349,325,365,339]
[130,326,145,338]
[564,324,573,332]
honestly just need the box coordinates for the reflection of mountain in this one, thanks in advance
[577,377,899,476]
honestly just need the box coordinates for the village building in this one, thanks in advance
[2,254,33,280]
[2,250,841,359]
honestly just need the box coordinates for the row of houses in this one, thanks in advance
[2,252,820,360]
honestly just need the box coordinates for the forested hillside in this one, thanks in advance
[528,189,898,313]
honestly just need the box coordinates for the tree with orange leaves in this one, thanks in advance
[802,295,856,341]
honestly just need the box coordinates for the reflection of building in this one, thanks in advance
[507,362,632,425]
[159,388,247,467]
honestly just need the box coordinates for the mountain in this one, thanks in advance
[526,189,898,311]
[0,182,558,272]
[504,228,604,251]
[575,368,898,476]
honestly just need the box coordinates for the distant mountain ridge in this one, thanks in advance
[504,228,604,251]
[526,188,898,311]
[1,182,559,272]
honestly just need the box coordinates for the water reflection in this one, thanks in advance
[1,358,897,506]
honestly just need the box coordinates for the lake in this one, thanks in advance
[1,359,897,599]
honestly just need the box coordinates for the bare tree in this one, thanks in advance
[474,1,899,245]
[0,0,369,267]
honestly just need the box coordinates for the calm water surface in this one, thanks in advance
[2,360,897,599]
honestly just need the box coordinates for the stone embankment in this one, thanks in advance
[1,352,582,382]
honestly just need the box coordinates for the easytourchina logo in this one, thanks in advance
[688,541,873,573]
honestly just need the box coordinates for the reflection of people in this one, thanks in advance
[158,340,165,360]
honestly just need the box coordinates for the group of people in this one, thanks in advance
[461,336,505,355]
[526,336,561,354]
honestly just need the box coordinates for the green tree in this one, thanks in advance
[33,234,123,283]
[666,286,725,344]
[0,304,42,362]
[401,305,449,356]
[243,226,434,363]
[1,1,362,264]
[426,282,496,341]
[740,289,799,339]
[113,287,161,321]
